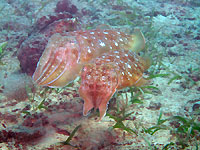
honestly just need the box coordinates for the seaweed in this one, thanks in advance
[129,85,160,104]
[35,0,54,18]
[107,112,136,135]
[22,97,48,115]
[168,115,200,149]
[162,142,175,150]
[107,92,137,135]
[143,111,169,135]
[0,42,7,65]
[142,110,200,149]
[147,55,198,89]
[36,98,48,110]
[22,87,49,115]
[167,74,182,85]
[129,86,143,104]
[147,73,170,80]
[170,115,200,137]
[141,24,198,89]
[60,124,81,147]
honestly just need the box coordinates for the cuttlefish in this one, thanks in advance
[32,29,145,87]
[79,50,151,121]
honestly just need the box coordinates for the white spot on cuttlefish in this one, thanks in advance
[99,41,106,47]
[101,76,106,81]
[128,72,132,77]
[127,64,131,69]
[87,75,91,79]
[88,47,91,53]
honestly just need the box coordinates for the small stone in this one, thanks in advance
[192,102,200,112]
[147,102,161,110]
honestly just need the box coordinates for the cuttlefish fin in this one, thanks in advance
[134,76,148,87]
[130,29,145,53]
[140,55,152,70]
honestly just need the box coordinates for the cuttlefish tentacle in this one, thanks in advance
[79,64,118,121]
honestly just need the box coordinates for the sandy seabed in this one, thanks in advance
[0,0,199,149]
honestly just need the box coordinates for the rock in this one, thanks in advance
[55,0,78,14]
[17,13,80,76]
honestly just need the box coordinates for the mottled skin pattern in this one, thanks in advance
[79,64,118,120]
[79,50,149,120]
[32,28,147,120]
[32,29,145,87]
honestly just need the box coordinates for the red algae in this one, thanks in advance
[55,0,78,14]
[17,13,80,76]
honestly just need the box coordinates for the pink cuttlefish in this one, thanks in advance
[32,29,145,87]
[79,50,151,120]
